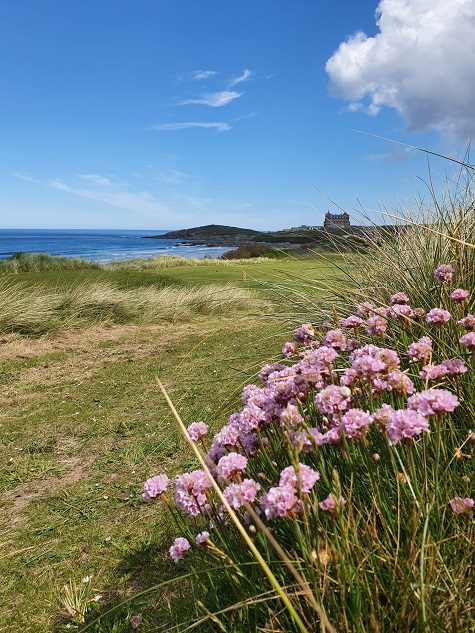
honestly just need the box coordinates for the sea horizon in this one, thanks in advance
[0,228,235,263]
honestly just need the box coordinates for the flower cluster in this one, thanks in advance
[144,264,472,563]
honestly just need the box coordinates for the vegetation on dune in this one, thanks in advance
[221,244,286,259]
[0,251,101,273]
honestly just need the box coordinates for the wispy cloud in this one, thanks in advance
[180,90,242,108]
[150,121,231,132]
[49,179,71,191]
[158,169,187,184]
[229,68,253,88]
[78,174,112,186]
[192,69,217,80]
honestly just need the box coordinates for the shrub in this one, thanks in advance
[221,244,281,260]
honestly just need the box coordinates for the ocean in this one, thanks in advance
[0,229,233,263]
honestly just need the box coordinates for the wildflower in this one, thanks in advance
[282,342,299,358]
[440,358,468,376]
[341,408,373,438]
[316,384,352,419]
[279,464,320,494]
[407,336,433,361]
[357,301,375,318]
[458,314,475,330]
[419,363,449,382]
[175,470,212,516]
[293,323,316,345]
[341,315,363,330]
[319,493,346,514]
[187,422,209,442]
[460,332,475,351]
[216,453,248,480]
[434,264,454,284]
[195,531,210,546]
[260,485,301,519]
[372,403,395,430]
[223,479,260,508]
[143,474,169,501]
[425,308,451,325]
[390,292,409,305]
[450,288,469,303]
[386,370,415,394]
[169,537,190,561]
[413,307,426,320]
[323,329,347,350]
[259,362,287,382]
[449,497,474,514]
[407,389,459,417]
[366,314,387,336]
[389,304,414,320]
[386,409,430,445]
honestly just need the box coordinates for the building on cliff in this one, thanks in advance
[323,211,351,230]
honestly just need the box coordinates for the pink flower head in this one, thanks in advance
[259,362,287,382]
[386,409,430,445]
[458,314,475,330]
[195,531,210,546]
[460,332,475,351]
[279,463,320,494]
[315,384,352,418]
[223,479,260,508]
[216,453,248,480]
[425,308,451,325]
[293,323,316,345]
[419,363,449,382]
[449,497,474,514]
[407,336,433,361]
[187,422,209,442]
[341,408,373,438]
[260,485,300,519]
[282,342,299,358]
[434,264,454,284]
[450,288,469,303]
[357,301,375,318]
[407,389,459,417]
[169,537,190,561]
[319,493,346,514]
[175,470,212,516]
[366,314,387,336]
[143,474,170,501]
[389,304,414,320]
[390,292,409,305]
[323,328,347,350]
[341,315,363,330]
[441,358,468,376]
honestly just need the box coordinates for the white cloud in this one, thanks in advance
[192,70,217,80]
[158,169,187,184]
[49,179,71,191]
[229,69,253,88]
[78,174,111,186]
[180,90,242,107]
[150,121,231,132]
[326,0,475,139]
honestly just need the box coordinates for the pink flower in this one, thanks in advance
[175,470,212,516]
[407,336,433,361]
[187,422,209,442]
[341,315,363,330]
[260,485,301,519]
[293,323,316,345]
[450,288,469,303]
[449,497,474,514]
[319,493,346,514]
[323,329,347,350]
[458,314,475,330]
[223,479,260,508]
[441,358,468,376]
[460,332,475,351]
[390,292,409,305]
[195,531,210,546]
[341,408,373,438]
[279,464,320,493]
[315,384,352,419]
[216,453,248,480]
[434,264,454,284]
[357,301,375,318]
[419,363,449,382]
[389,304,414,320]
[425,308,451,325]
[407,389,459,417]
[169,537,190,561]
[143,474,169,501]
[282,342,299,358]
[385,409,430,445]
[366,314,387,336]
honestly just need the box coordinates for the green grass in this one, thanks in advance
[0,254,339,632]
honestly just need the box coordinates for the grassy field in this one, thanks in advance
[0,254,339,632]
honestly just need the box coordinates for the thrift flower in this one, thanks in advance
[293,323,316,345]
[187,422,209,442]
[434,264,454,284]
[279,463,320,493]
[195,531,210,546]
[407,389,459,417]
[169,537,190,561]
[143,474,169,501]
[449,497,474,514]
[175,470,212,517]
[407,336,433,361]
[223,479,260,508]
[460,332,475,351]
[419,363,449,382]
[319,493,346,514]
[260,485,300,519]
[441,358,468,376]
[425,308,451,325]
[341,408,373,438]
[282,342,299,358]
[458,314,475,330]
[386,409,430,445]
[341,315,363,330]
[390,292,409,305]
[450,288,469,303]
[323,329,347,350]
[216,453,248,480]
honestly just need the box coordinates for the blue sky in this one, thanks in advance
[1,0,474,230]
